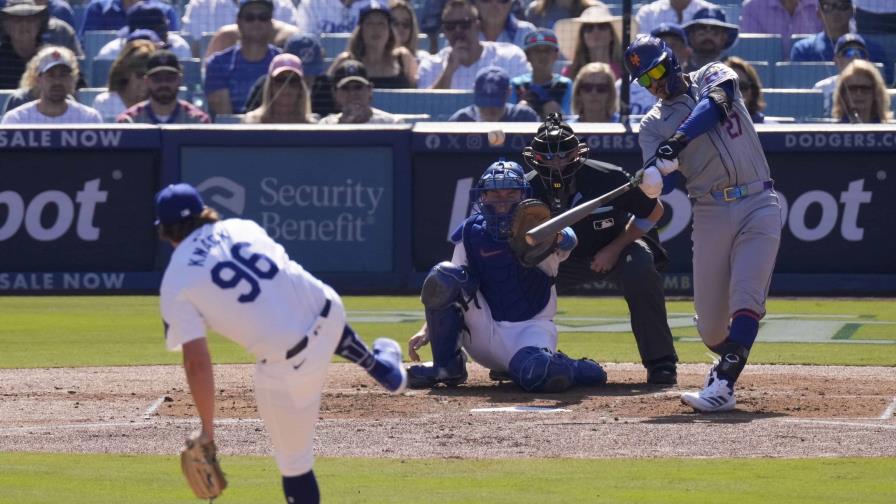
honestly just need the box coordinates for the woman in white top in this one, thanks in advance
[92,39,155,121]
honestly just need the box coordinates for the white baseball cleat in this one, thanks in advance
[371,338,408,394]
[681,369,735,412]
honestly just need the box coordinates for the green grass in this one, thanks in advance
[0,453,894,504]
[0,296,893,368]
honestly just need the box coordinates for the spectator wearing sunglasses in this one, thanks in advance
[740,0,822,59]
[832,58,891,123]
[118,50,210,124]
[205,0,281,115]
[389,0,430,61]
[417,0,530,90]
[510,28,572,119]
[570,62,617,122]
[449,65,539,121]
[682,7,737,69]
[813,34,876,116]
[244,53,314,123]
[319,59,404,124]
[474,0,536,49]
[790,0,887,79]
[92,39,154,120]
[722,56,767,123]
[555,4,625,81]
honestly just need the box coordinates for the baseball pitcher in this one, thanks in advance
[156,183,407,502]
[625,35,782,412]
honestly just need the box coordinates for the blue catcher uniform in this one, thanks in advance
[407,161,607,393]
[625,36,782,412]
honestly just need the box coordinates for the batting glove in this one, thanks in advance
[638,166,663,199]
[655,132,688,175]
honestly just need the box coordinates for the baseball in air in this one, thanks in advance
[488,129,505,146]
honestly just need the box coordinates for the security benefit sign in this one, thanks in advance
[182,146,393,272]
[656,152,895,274]
[0,150,157,274]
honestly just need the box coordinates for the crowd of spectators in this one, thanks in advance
[0,0,893,124]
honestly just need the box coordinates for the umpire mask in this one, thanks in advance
[523,114,589,213]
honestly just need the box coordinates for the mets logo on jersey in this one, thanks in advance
[629,54,641,68]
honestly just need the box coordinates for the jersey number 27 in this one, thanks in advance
[211,242,279,303]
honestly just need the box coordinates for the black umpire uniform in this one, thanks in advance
[528,160,679,384]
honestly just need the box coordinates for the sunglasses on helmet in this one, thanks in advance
[636,62,667,87]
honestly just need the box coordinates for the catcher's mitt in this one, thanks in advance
[180,431,227,500]
[509,199,558,267]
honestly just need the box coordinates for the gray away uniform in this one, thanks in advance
[638,62,783,348]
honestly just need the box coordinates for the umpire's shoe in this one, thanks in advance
[680,369,735,412]
[407,354,467,389]
[371,338,408,394]
[647,361,678,386]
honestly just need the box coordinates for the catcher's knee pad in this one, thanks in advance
[508,346,575,393]
[421,261,478,310]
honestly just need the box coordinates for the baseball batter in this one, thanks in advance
[156,183,407,503]
[625,35,782,412]
[406,161,607,393]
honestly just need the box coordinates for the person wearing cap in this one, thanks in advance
[243,53,315,123]
[417,0,530,90]
[205,0,281,115]
[619,21,692,115]
[525,0,600,31]
[0,0,82,88]
[682,7,737,68]
[153,182,407,504]
[118,50,210,123]
[296,0,367,35]
[0,0,75,30]
[244,33,337,116]
[831,58,891,123]
[740,0,822,58]
[474,0,536,49]
[555,4,627,80]
[320,59,404,123]
[2,45,102,123]
[448,65,539,121]
[79,0,178,38]
[327,0,417,89]
[813,34,875,116]
[510,28,572,118]
[181,0,297,44]
[635,0,717,36]
[95,2,192,60]
[92,38,154,120]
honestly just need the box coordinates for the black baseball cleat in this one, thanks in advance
[646,362,678,386]
[407,364,468,388]
[488,369,512,382]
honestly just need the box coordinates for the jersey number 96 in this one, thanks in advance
[211,242,279,303]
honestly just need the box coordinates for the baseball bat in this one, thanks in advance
[525,173,641,246]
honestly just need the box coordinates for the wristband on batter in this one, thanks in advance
[631,217,655,233]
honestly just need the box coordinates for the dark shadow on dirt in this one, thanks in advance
[643,411,788,424]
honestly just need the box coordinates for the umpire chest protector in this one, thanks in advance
[460,216,553,322]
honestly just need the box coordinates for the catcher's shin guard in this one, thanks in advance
[508,346,575,393]
[556,352,607,386]
[419,262,474,372]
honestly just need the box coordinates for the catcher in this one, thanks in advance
[405,160,607,393]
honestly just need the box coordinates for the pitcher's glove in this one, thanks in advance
[509,199,558,267]
[181,431,227,500]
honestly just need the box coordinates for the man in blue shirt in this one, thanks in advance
[449,65,540,122]
[79,0,178,37]
[205,0,280,115]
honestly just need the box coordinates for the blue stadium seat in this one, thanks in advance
[762,89,824,119]
[861,33,896,84]
[75,87,106,107]
[199,32,215,59]
[214,114,244,123]
[320,33,350,57]
[728,34,783,64]
[181,58,202,90]
[745,61,772,88]
[73,4,87,33]
[0,89,15,112]
[83,30,119,60]
[90,58,113,87]
[773,62,838,88]
[372,89,473,120]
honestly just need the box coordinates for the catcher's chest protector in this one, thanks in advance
[462,218,552,322]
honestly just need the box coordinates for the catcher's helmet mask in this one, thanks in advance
[471,160,531,240]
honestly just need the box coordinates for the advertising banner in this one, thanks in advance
[181,146,394,272]
[0,150,158,272]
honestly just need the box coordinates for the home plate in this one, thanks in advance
[470,406,570,413]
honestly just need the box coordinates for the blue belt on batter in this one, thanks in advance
[261,299,331,364]
[711,180,774,202]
